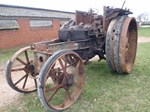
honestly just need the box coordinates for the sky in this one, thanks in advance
[0,0,150,18]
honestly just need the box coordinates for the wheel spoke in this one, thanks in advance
[64,58,67,68]
[14,74,28,86]
[65,89,72,101]
[62,56,66,62]
[25,51,29,63]
[46,83,64,93]
[58,58,68,77]
[51,75,58,79]
[23,75,28,89]
[11,67,25,72]
[57,64,74,71]
[73,61,80,76]
[47,88,59,102]
[16,57,26,65]
[70,61,76,66]
[76,60,80,68]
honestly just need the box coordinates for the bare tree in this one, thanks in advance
[137,12,149,23]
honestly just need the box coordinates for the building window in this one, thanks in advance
[30,20,53,30]
[0,20,19,30]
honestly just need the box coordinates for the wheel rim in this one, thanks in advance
[106,16,137,73]
[119,17,137,73]
[106,17,120,72]
[38,50,85,111]
[114,16,128,73]
[6,46,37,93]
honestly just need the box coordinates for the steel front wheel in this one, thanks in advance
[38,50,85,111]
[106,16,138,73]
[5,46,38,93]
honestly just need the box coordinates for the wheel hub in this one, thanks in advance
[66,74,74,86]
[62,74,74,89]
[25,62,38,78]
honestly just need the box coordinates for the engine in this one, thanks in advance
[59,24,93,42]
[58,10,105,61]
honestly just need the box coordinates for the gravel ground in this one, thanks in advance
[0,37,150,108]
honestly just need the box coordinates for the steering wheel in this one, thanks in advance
[88,8,99,14]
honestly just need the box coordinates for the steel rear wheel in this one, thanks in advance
[5,46,38,93]
[38,50,85,111]
[106,16,138,73]
[106,17,120,72]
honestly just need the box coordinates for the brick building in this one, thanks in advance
[0,4,74,49]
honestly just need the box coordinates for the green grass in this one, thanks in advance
[138,27,150,37]
[0,45,32,69]
[0,46,24,67]
[1,43,150,112]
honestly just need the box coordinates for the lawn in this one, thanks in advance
[0,46,25,67]
[138,27,150,37]
[0,27,150,112]
[0,42,150,112]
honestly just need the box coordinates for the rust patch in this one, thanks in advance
[119,17,137,73]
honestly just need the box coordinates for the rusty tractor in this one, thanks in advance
[5,6,137,111]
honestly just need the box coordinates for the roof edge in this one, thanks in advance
[0,4,75,14]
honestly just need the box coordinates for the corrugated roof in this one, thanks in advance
[0,4,75,19]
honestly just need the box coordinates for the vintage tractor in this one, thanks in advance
[5,6,137,111]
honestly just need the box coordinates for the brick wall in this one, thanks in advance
[0,19,60,50]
